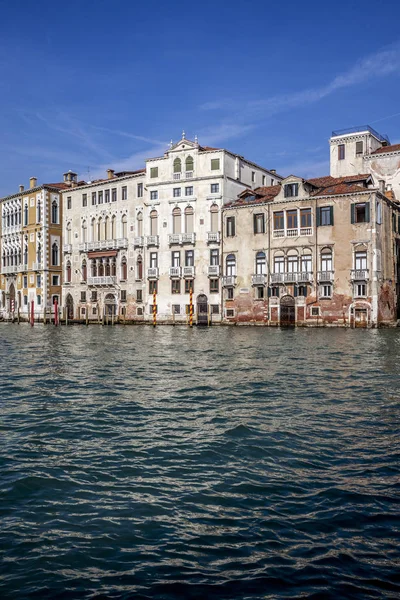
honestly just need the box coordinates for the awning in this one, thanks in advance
[88,250,118,259]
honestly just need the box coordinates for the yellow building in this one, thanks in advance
[0,172,77,320]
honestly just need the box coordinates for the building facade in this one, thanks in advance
[221,174,400,327]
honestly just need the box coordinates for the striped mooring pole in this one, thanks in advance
[189,287,193,328]
[153,289,157,327]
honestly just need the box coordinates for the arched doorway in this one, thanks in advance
[66,294,74,320]
[280,295,295,326]
[197,294,208,326]
[9,283,15,313]
[104,293,117,316]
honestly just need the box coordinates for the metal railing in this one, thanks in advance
[207,265,220,277]
[331,126,389,143]
[351,269,369,281]
[87,276,117,286]
[207,232,220,243]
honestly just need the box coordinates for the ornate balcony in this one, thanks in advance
[273,229,284,238]
[183,266,195,278]
[63,244,72,253]
[169,266,181,278]
[1,265,18,275]
[146,235,159,247]
[185,171,194,178]
[252,274,267,286]
[222,275,236,287]
[32,262,43,271]
[207,231,220,243]
[181,232,196,244]
[351,269,369,281]
[87,276,117,286]
[168,234,181,245]
[284,272,298,283]
[298,272,313,283]
[78,239,128,252]
[270,273,284,284]
[134,236,144,247]
[147,268,159,279]
[207,265,220,277]
[317,270,334,282]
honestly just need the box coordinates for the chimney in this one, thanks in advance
[30,177,37,189]
[19,185,24,193]
[378,179,385,193]
[107,169,115,179]
[270,169,276,174]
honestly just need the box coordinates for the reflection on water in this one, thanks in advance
[0,325,399,599]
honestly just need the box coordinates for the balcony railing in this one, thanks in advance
[146,235,159,247]
[300,227,313,236]
[2,225,21,236]
[298,272,313,283]
[78,239,128,252]
[87,276,117,286]
[252,274,267,286]
[169,234,181,245]
[286,228,298,237]
[168,233,196,245]
[207,231,220,243]
[351,269,369,281]
[270,273,284,284]
[181,233,196,244]
[318,270,334,282]
[134,236,144,247]
[222,275,236,287]
[273,228,313,238]
[169,266,181,278]
[183,266,195,278]
[185,171,193,178]
[1,265,18,274]
[207,265,220,277]
[32,262,43,271]
[284,272,298,283]
[273,229,285,238]
[147,267,159,279]
[331,125,389,143]
[63,244,72,253]
[173,173,181,180]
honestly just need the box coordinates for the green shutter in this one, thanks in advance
[316,207,320,227]
[398,215,400,233]
[294,285,298,297]
[267,287,272,298]
[253,214,257,234]
[330,206,334,226]
[351,203,355,224]
[365,202,370,223]
[304,285,308,297]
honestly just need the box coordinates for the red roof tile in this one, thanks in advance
[372,143,400,155]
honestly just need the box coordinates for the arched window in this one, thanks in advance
[287,250,298,273]
[173,158,182,174]
[121,256,127,280]
[137,211,143,236]
[111,258,116,276]
[321,247,333,272]
[37,243,42,264]
[172,207,181,234]
[226,254,236,276]
[104,216,109,240]
[97,217,102,241]
[24,204,28,226]
[66,222,72,244]
[185,156,194,173]
[24,245,28,266]
[52,242,58,266]
[98,259,104,277]
[82,220,87,243]
[185,206,194,233]
[105,259,110,276]
[210,203,219,233]
[18,248,21,265]
[91,259,97,277]
[256,251,266,274]
[36,201,42,223]
[51,200,58,224]
[150,210,158,236]
[121,214,127,238]
[111,215,116,239]
[66,260,71,283]
[136,255,143,280]
[91,218,95,241]
[273,252,284,273]
[82,260,87,281]
[301,249,312,273]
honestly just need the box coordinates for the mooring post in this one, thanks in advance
[30,300,34,327]
[189,287,193,328]
[153,290,156,327]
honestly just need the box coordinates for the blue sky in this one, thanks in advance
[1,0,400,195]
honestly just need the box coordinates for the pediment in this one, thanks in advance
[168,138,198,153]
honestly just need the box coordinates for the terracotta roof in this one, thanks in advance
[114,169,146,176]
[372,143,400,155]
[226,184,281,207]
[43,183,70,189]
[198,145,221,151]
[311,183,369,197]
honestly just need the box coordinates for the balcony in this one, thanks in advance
[207,265,220,277]
[183,266,195,278]
[185,171,193,178]
[298,272,313,283]
[207,231,220,243]
[286,228,298,238]
[300,227,313,236]
[32,262,43,271]
[168,233,196,245]
[173,173,181,180]
[284,272,298,283]
[78,239,129,252]
[273,229,285,238]
[87,276,117,286]
[134,236,144,247]
[270,273,284,284]
[146,235,159,247]
[181,232,196,244]
[318,270,334,282]
[351,269,369,281]
[273,228,313,238]
[252,274,267,286]
[169,234,181,245]
[1,265,18,275]
[63,244,72,253]
[222,275,236,287]
[169,266,181,278]
[147,267,159,279]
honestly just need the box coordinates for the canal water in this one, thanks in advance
[0,325,399,599]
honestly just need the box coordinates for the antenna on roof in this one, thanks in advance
[87,166,91,183]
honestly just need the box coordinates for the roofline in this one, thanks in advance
[59,171,145,193]
[224,188,377,209]
[0,184,66,203]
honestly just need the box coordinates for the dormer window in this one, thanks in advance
[284,183,299,198]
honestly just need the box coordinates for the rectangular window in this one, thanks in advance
[253,213,265,234]
[274,256,284,273]
[338,144,345,160]
[122,186,127,200]
[351,202,370,224]
[256,286,264,299]
[355,251,367,270]
[24,295,28,306]
[173,188,181,197]
[112,188,117,202]
[354,283,367,297]
[286,209,298,229]
[105,189,110,203]
[210,279,219,293]
[284,183,299,198]
[37,295,41,306]
[171,250,180,267]
[211,158,220,170]
[297,285,308,297]
[150,191,158,200]
[82,193,87,207]
[23,276,28,288]
[226,216,235,237]
[67,196,71,209]
[185,250,194,266]
[210,249,219,265]
[37,275,41,288]
[149,280,157,294]
[311,307,320,316]
[227,287,234,300]
[136,290,143,302]
[211,183,219,194]
[91,290,97,302]
[121,290,127,302]
[171,279,181,294]
[318,206,334,226]
[356,141,363,155]
[172,304,180,315]
[320,284,332,298]
[269,286,280,297]
[150,167,158,178]
[251,171,255,183]
[300,208,311,228]
[92,192,96,205]
[185,186,193,196]
[211,304,219,314]
[150,252,158,268]
[52,275,59,286]
[262,175,266,186]
[98,191,103,204]
[185,279,194,294]
[79,291,86,303]
[273,211,284,230]
[137,183,143,198]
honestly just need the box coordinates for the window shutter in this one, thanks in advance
[232,218,236,237]
[330,206,334,226]
[351,203,355,224]
[316,207,321,227]
[253,214,257,234]
[304,285,308,297]
[365,202,370,223]
[284,185,288,198]
[294,285,298,297]
[267,287,272,298]
[398,215,400,232]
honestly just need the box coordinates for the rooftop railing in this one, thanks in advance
[331,126,390,144]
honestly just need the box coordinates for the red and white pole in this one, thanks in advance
[54,300,59,326]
